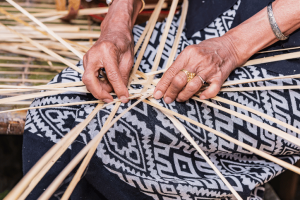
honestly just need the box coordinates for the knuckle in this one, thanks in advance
[166,68,178,79]
[173,75,186,89]
[107,71,119,83]
[100,41,117,52]
[82,74,90,85]
[185,45,197,55]
[187,81,200,92]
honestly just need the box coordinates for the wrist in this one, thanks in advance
[102,0,142,30]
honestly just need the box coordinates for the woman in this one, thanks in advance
[23,0,300,199]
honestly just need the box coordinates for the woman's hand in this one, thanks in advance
[82,0,141,103]
[154,36,241,103]
[153,0,300,104]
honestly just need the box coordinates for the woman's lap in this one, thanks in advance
[23,4,300,200]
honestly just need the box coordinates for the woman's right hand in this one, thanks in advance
[82,0,142,103]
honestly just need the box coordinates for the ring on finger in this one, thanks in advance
[197,74,206,84]
[181,69,196,83]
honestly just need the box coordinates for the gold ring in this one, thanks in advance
[181,69,196,83]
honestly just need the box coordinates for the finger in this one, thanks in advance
[199,81,222,100]
[176,75,202,102]
[119,51,134,87]
[83,54,114,102]
[82,70,113,103]
[154,52,188,99]
[163,71,188,104]
[103,52,129,103]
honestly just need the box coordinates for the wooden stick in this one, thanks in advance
[61,102,122,200]
[4,104,103,200]
[6,0,84,59]
[192,97,300,147]
[143,99,300,174]
[148,98,242,200]
[213,96,300,137]
[39,94,151,200]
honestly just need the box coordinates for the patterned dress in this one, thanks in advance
[23,1,300,199]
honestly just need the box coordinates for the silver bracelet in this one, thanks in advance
[267,2,288,41]
[106,0,114,6]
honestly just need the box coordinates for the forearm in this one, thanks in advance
[224,0,300,66]
[100,0,142,35]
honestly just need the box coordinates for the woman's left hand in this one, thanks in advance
[153,36,242,103]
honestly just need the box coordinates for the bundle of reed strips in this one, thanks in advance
[2,0,300,200]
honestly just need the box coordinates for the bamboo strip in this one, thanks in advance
[243,51,300,67]
[2,101,32,105]
[213,96,300,137]
[6,0,84,59]
[0,23,84,73]
[133,3,161,55]
[0,100,101,114]
[165,0,188,69]
[220,85,300,92]
[0,56,31,61]
[0,90,64,105]
[141,0,179,93]
[0,78,49,83]
[0,2,56,8]
[0,32,100,40]
[0,94,143,114]
[129,0,165,83]
[0,3,167,19]
[0,86,88,95]
[0,8,92,54]
[258,46,300,54]
[143,99,300,174]
[149,98,242,200]
[61,102,122,200]
[38,94,151,200]
[0,71,57,75]
[192,97,300,147]
[223,74,300,87]
[15,103,105,200]
[0,46,78,64]
[0,7,51,39]
[4,104,103,200]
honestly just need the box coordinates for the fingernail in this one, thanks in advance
[104,99,112,103]
[154,90,163,99]
[164,97,173,104]
[200,95,207,100]
[176,98,181,102]
[120,96,128,103]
